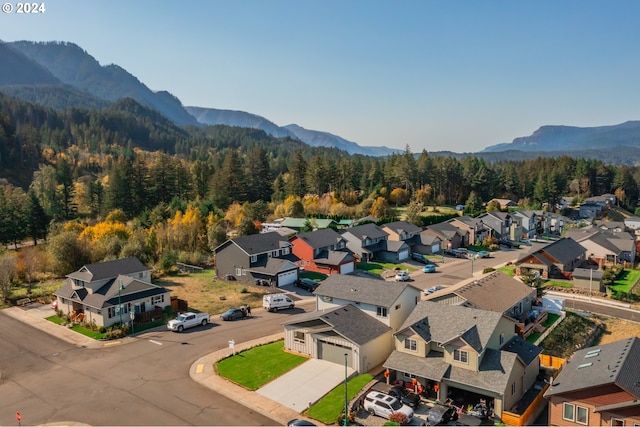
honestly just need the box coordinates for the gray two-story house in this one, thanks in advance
[214,232,300,286]
[341,223,391,262]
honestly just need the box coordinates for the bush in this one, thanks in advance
[483,267,495,274]
[383,422,401,426]
[389,412,409,425]
[239,287,248,294]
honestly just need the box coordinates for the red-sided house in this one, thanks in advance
[290,228,356,275]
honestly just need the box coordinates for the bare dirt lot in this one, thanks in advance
[154,269,273,315]
[597,316,640,345]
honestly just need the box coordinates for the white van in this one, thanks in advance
[263,293,295,312]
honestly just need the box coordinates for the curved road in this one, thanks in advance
[0,300,316,426]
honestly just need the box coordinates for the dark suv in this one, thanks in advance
[387,386,421,408]
[411,253,428,264]
[426,404,458,425]
[295,278,318,292]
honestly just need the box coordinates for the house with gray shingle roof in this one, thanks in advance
[279,217,338,231]
[425,271,537,322]
[282,304,393,373]
[448,215,491,246]
[53,257,170,328]
[381,220,422,253]
[289,228,356,275]
[314,274,422,332]
[566,228,636,265]
[384,301,541,420]
[213,232,300,286]
[340,222,391,262]
[515,237,586,279]
[544,337,640,426]
[422,222,468,250]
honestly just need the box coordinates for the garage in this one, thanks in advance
[340,262,355,275]
[398,249,409,261]
[318,340,353,368]
[431,243,441,254]
[278,270,298,287]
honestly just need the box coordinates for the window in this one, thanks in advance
[376,306,388,318]
[108,307,115,318]
[500,333,505,345]
[576,406,588,425]
[282,247,290,255]
[139,272,144,279]
[293,331,305,343]
[251,255,257,263]
[511,382,516,395]
[272,250,279,257]
[612,419,625,427]
[404,339,417,351]
[395,304,402,310]
[453,349,468,363]
[152,295,164,304]
[563,402,575,422]
[235,268,242,275]
[241,268,247,276]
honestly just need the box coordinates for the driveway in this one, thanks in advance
[257,358,355,412]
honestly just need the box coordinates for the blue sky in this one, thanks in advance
[2,0,640,152]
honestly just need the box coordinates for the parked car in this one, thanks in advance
[363,391,414,422]
[262,293,295,312]
[295,278,318,292]
[167,312,210,332]
[220,308,246,321]
[476,251,490,258]
[395,271,410,281]
[411,253,429,264]
[498,239,513,248]
[445,249,467,259]
[287,419,317,426]
[370,382,422,409]
[423,264,437,273]
[426,403,458,425]
[424,285,445,295]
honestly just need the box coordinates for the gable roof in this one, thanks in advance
[398,301,508,353]
[315,274,420,308]
[428,271,535,314]
[280,217,337,229]
[292,228,345,249]
[341,222,389,241]
[283,304,391,345]
[501,335,542,366]
[382,221,422,235]
[518,237,585,265]
[449,215,483,228]
[217,231,291,255]
[545,337,640,399]
[66,257,150,282]
[426,222,466,239]
[447,348,520,394]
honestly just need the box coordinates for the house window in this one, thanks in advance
[376,306,388,318]
[563,402,575,422]
[404,339,417,351]
[293,331,305,343]
[511,382,516,395]
[139,272,143,279]
[500,333,505,345]
[612,419,625,427]
[403,372,416,379]
[152,295,164,304]
[108,307,115,318]
[395,304,402,310]
[235,268,242,275]
[251,255,257,263]
[282,247,290,255]
[241,268,247,276]
[576,406,588,425]
[272,250,279,257]
[453,349,468,363]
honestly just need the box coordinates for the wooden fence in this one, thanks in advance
[540,354,566,369]
[501,383,550,427]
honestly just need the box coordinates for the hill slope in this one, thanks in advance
[185,106,295,138]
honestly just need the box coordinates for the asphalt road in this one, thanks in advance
[0,299,316,426]
[563,298,640,322]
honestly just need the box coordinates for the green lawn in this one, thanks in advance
[497,265,516,277]
[300,271,328,281]
[46,315,106,339]
[357,262,417,275]
[216,340,307,390]
[307,374,373,424]
[544,280,573,288]
[543,313,561,328]
[610,269,640,294]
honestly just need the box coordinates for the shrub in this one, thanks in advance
[483,267,495,274]
[383,422,401,426]
[98,326,107,333]
[389,412,409,425]
[239,287,248,294]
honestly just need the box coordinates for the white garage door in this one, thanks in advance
[278,270,297,287]
[398,250,409,260]
[431,243,441,254]
[340,262,355,275]
[319,341,353,368]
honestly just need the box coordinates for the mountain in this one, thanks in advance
[483,121,640,152]
[7,41,199,126]
[283,124,400,156]
[0,42,59,86]
[185,106,295,138]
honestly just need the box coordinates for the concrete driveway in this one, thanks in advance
[257,358,355,413]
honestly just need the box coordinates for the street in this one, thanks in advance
[0,300,315,426]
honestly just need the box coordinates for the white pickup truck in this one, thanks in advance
[167,312,210,332]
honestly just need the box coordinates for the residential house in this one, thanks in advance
[585,193,617,207]
[477,211,522,242]
[579,202,604,219]
[544,337,640,426]
[382,220,422,251]
[511,210,540,240]
[489,198,518,210]
[624,216,640,236]
[448,216,490,246]
[422,222,468,250]
[384,301,541,419]
[565,228,636,265]
[540,211,570,235]
[515,237,586,279]
[341,223,390,263]
[314,274,422,332]
[424,271,537,323]
[556,196,575,211]
[214,232,299,286]
[289,228,356,275]
[53,257,170,328]
[598,221,625,233]
[279,217,338,231]
[415,233,443,255]
[282,304,392,372]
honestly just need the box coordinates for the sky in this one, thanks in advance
[2,0,640,153]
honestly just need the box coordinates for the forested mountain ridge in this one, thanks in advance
[483,121,640,153]
[7,40,200,127]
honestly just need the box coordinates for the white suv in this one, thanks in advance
[363,391,414,422]
[395,271,410,282]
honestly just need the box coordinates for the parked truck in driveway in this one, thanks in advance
[167,312,210,332]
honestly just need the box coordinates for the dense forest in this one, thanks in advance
[1,92,639,280]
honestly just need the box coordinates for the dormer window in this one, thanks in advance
[251,255,257,263]
[272,250,279,257]
[282,247,289,255]
[453,349,468,363]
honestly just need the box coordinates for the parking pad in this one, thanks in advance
[257,359,355,412]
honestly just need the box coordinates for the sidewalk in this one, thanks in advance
[545,290,632,309]
[189,332,319,426]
